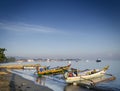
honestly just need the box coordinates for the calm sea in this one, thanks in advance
[1,60,120,91]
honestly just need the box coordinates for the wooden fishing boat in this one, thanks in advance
[64,66,109,84]
[37,64,71,77]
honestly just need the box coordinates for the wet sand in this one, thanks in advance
[0,68,53,91]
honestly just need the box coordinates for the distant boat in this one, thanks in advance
[76,60,78,62]
[96,59,101,62]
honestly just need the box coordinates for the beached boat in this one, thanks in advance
[37,64,71,77]
[64,66,109,84]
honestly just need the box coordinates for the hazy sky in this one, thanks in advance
[0,0,120,60]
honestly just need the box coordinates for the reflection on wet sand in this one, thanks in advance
[36,77,46,86]
[64,85,90,91]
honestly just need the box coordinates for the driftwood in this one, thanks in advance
[77,73,116,89]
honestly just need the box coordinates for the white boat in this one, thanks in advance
[64,66,109,84]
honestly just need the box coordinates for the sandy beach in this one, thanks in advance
[0,68,53,91]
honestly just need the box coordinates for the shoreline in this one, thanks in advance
[0,68,53,91]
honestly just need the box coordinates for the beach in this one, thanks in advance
[0,60,119,91]
[0,68,53,91]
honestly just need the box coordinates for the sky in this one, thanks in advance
[0,0,120,60]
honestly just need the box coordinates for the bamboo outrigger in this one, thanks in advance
[77,73,116,89]
[64,74,116,90]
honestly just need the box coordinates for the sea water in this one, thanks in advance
[1,60,120,91]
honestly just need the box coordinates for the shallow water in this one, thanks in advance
[2,60,120,91]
